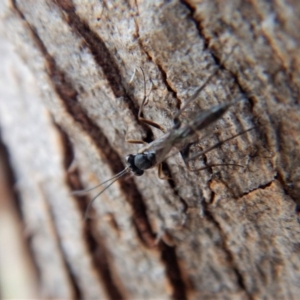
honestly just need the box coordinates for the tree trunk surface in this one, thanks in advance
[1,0,300,299]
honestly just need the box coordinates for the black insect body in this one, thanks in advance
[73,55,254,220]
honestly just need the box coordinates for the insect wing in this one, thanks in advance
[137,130,181,166]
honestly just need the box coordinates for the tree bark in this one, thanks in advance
[0,0,300,299]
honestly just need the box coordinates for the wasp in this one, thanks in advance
[74,60,254,220]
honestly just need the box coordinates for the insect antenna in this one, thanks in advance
[72,167,130,196]
[81,167,130,221]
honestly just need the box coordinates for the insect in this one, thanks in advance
[74,57,254,220]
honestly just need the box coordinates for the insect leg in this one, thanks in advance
[137,67,166,132]
[187,127,255,162]
[183,144,243,172]
[157,163,173,180]
[125,138,147,145]
[182,127,255,171]
[180,142,197,171]
[129,67,137,84]
[188,163,243,173]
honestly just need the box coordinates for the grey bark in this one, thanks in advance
[0,0,300,299]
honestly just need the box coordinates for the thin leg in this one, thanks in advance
[155,229,176,247]
[187,127,255,162]
[157,163,172,180]
[125,138,147,145]
[188,163,243,172]
[129,68,137,84]
[180,142,194,164]
[137,67,166,132]
[183,149,243,172]
[182,127,255,171]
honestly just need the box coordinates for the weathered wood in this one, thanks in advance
[0,0,300,299]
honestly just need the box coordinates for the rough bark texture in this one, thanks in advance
[0,0,300,299]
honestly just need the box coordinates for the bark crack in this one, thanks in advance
[183,0,256,109]
[0,137,41,289]
[54,0,153,134]
[50,0,157,147]
[134,16,182,111]
[159,243,188,300]
[202,200,253,300]
[11,0,162,293]
[85,224,126,300]
[42,190,81,299]
[275,172,299,204]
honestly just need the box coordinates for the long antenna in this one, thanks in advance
[72,167,129,196]
[83,168,130,221]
